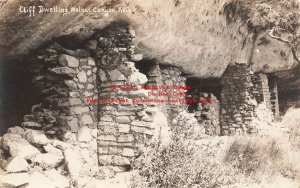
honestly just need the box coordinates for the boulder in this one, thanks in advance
[67,118,79,133]
[24,130,50,146]
[44,169,70,188]
[98,69,108,82]
[49,67,75,77]
[3,156,29,173]
[127,72,148,85]
[64,149,82,179]
[80,114,93,125]
[21,121,42,128]
[25,171,54,188]
[77,126,92,142]
[7,126,25,136]
[51,140,72,150]
[2,133,40,159]
[131,54,143,61]
[43,144,63,156]
[59,54,79,68]
[31,153,63,168]
[1,173,29,187]
[108,69,125,81]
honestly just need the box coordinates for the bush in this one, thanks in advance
[132,137,252,188]
[224,136,293,179]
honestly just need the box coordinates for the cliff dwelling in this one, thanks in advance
[0,0,300,187]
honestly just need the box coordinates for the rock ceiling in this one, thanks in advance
[0,0,299,90]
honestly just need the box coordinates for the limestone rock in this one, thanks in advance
[122,148,135,157]
[31,153,63,168]
[24,130,50,146]
[127,72,148,85]
[3,156,29,173]
[64,149,82,179]
[80,114,93,125]
[59,54,79,68]
[77,126,92,142]
[43,144,63,156]
[108,69,125,81]
[131,54,143,61]
[98,155,130,166]
[7,126,25,136]
[2,133,40,159]
[98,69,108,82]
[1,173,29,187]
[44,169,70,188]
[49,67,75,77]
[52,140,72,150]
[77,70,87,83]
[87,57,96,66]
[67,118,79,132]
[21,121,42,128]
[25,171,54,188]
[118,124,130,133]
[116,116,131,124]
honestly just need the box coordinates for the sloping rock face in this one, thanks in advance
[0,0,299,80]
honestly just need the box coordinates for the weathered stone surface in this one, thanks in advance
[99,135,117,141]
[49,67,75,77]
[52,140,72,150]
[24,130,50,146]
[88,57,96,66]
[64,149,82,179]
[7,126,25,136]
[43,144,63,156]
[2,133,40,159]
[116,116,131,124]
[31,153,63,168]
[98,69,108,82]
[98,155,130,166]
[118,124,130,133]
[77,70,87,83]
[25,171,54,188]
[3,156,29,173]
[59,54,79,68]
[131,54,143,61]
[67,118,79,132]
[122,148,135,157]
[44,169,70,188]
[77,126,92,142]
[1,173,29,187]
[108,69,125,81]
[127,72,148,85]
[21,121,42,128]
[80,114,93,125]
[118,134,134,143]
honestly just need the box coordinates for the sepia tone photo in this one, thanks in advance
[0,0,300,187]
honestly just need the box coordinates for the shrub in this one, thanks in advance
[132,137,252,188]
[224,136,287,178]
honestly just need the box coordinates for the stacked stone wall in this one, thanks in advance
[194,93,220,136]
[220,64,258,135]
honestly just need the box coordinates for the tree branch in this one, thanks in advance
[268,27,300,64]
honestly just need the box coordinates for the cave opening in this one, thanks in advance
[0,57,40,135]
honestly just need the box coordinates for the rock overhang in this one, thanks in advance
[0,0,299,81]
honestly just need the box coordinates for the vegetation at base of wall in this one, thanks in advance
[131,108,300,188]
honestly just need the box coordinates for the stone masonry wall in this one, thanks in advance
[194,93,220,136]
[90,24,169,167]
[269,77,280,121]
[250,73,272,111]
[220,64,258,135]
[12,23,171,176]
